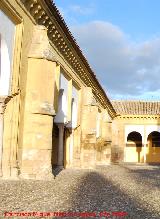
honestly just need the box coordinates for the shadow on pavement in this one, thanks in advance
[119,163,160,189]
[63,170,160,219]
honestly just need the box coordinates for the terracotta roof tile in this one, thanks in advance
[112,100,160,115]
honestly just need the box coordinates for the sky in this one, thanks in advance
[54,0,160,100]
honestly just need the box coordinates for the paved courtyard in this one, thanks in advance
[0,164,160,219]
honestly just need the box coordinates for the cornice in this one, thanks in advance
[116,115,160,120]
[19,0,116,118]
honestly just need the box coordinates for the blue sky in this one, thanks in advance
[54,0,160,100]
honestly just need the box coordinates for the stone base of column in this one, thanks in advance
[56,165,64,169]
[0,168,19,180]
[52,165,64,177]
[19,169,54,180]
[81,148,96,169]
[2,176,19,180]
[0,169,2,177]
[10,167,19,179]
[19,149,54,180]
[19,174,54,180]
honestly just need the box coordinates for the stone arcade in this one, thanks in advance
[1,0,160,180]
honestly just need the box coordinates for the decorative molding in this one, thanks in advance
[28,25,57,62]
[19,0,116,118]
[91,97,98,106]
[32,102,56,116]
[117,115,160,120]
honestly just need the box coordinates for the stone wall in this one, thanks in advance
[112,116,160,163]
[0,0,116,180]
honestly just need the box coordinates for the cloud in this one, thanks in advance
[69,4,95,15]
[70,21,160,100]
[55,3,95,26]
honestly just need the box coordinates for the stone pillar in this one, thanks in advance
[143,128,147,163]
[69,130,74,166]
[66,98,78,167]
[0,96,10,177]
[54,88,68,168]
[144,143,147,163]
[0,98,5,176]
[57,124,64,167]
[20,25,56,180]
[98,110,112,164]
[111,120,122,163]
[104,121,112,163]
[80,87,98,168]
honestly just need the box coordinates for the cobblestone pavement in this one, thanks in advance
[0,164,160,219]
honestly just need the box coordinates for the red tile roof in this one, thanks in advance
[112,100,160,115]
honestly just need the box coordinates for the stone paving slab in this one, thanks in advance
[0,164,160,219]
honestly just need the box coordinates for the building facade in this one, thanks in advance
[0,0,116,179]
[0,0,160,180]
[112,101,160,163]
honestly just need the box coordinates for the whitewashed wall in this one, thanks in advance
[0,10,15,96]
[125,125,160,144]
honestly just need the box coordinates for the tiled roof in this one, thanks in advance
[111,100,160,115]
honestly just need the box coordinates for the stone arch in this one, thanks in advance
[145,125,160,144]
[125,125,144,144]
[146,131,160,163]
[147,131,160,145]
[127,131,142,147]
[125,130,143,163]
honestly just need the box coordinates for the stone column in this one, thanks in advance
[69,130,74,166]
[0,96,10,177]
[97,110,112,164]
[143,143,147,163]
[20,25,57,180]
[66,98,78,167]
[80,87,98,168]
[54,89,68,168]
[124,143,126,162]
[143,128,147,163]
[57,124,64,167]
[105,121,112,163]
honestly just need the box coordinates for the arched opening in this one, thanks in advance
[54,88,68,169]
[146,131,160,163]
[0,34,11,95]
[65,97,78,166]
[53,73,70,172]
[126,131,142,162]
[127,131,142,147]
[65,85,79,168]
[0,10,15,177]
[147,131,160,147]
[0,10,15,96]
[52,75,79,174]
